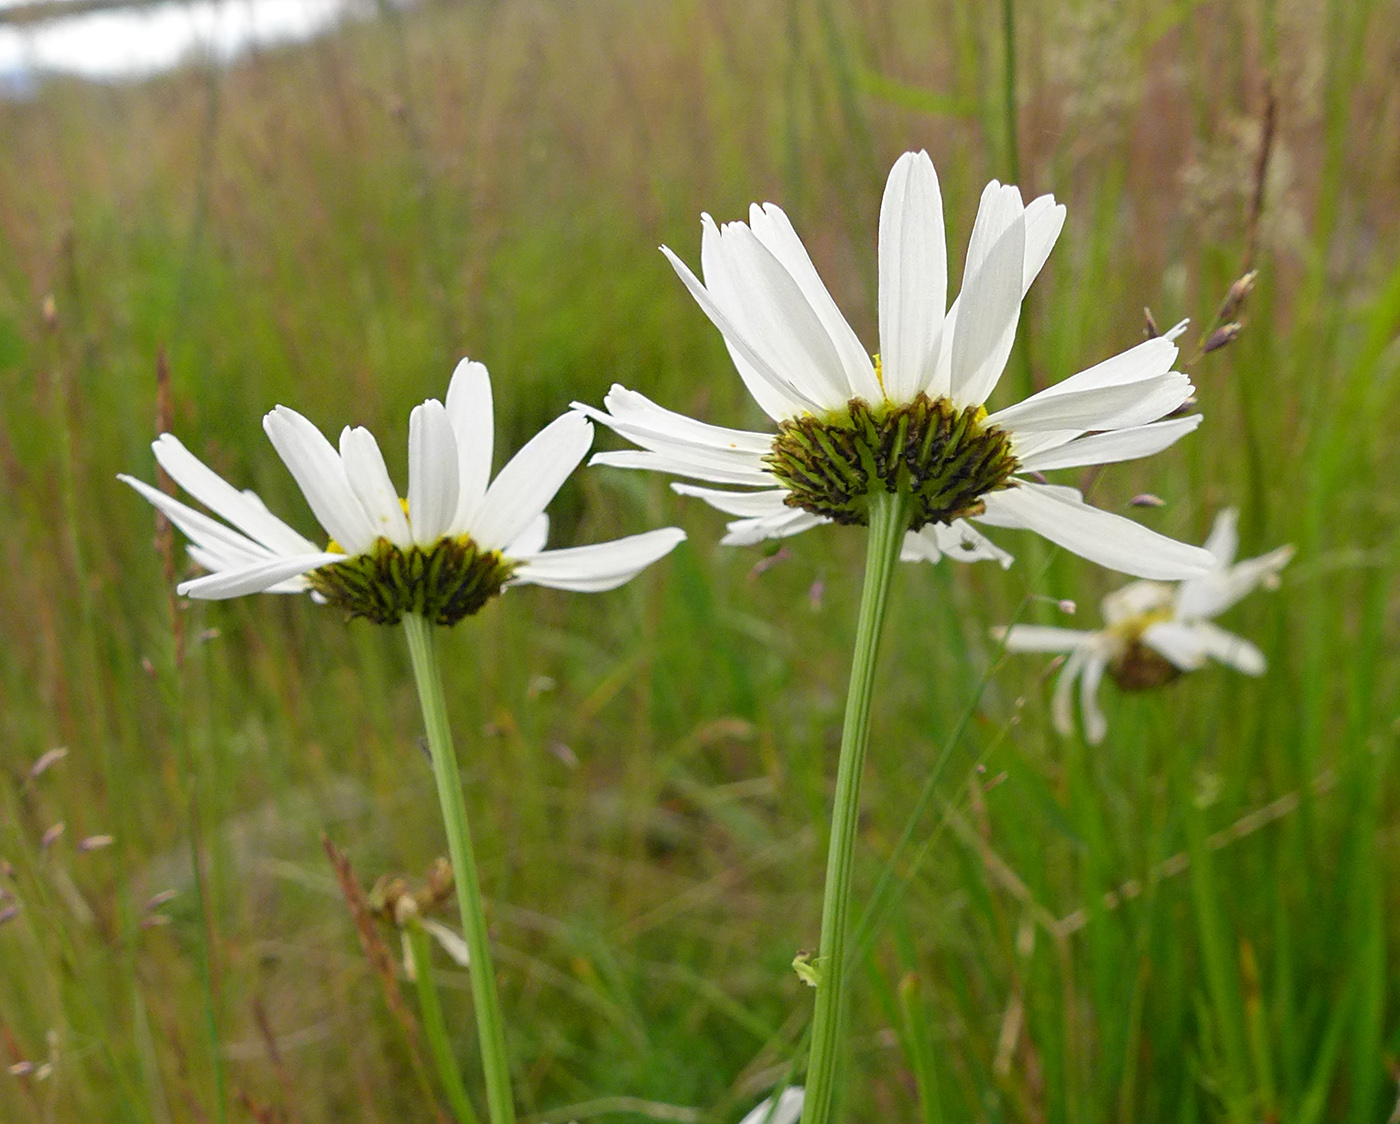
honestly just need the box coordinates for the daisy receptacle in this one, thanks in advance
[998,507,1293,743]
[576,151,1214,1122]
[122,358,684,1124]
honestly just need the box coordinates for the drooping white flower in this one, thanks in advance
[997,508,1293,743]
[737,1087,804,1124]
[120,359,685,624]
[575,151,1214,580]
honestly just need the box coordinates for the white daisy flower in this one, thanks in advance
[998,508,1294,743]
[574,151,1215,580]
[120,359,686,624]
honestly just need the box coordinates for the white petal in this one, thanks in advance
[152,434,317,556]
[590,449,774,487]
[900,520,1014,568]
[473,411,593,551]
[720,507,826,546]
[186,542,257,573]
[1029,334,1182,400]
[949,191,1025,408]
[1175,543,1294,620]
[263,406,377,554]
[1026,482,1084,504]
[584,384,772,456]
[976,483,1214,579]
[663,237,815,420]
[120,475,273,566]
[1079,654,1108,744]
[1051,648,1087,738]
[421,919,472,968]
[339,426,412,548]
[505,513,549,557]
[989,372,1190,434]
[666,223,817,417]
[584,435,769,480]
[738,1088,805,1124]
[748,202,881,401]
[1021,194,1066,294]
[996,625,1094,653]
[900,527,943,564]
[177,552,344,600]
[715,220,853,408]
[962,182,1023,279]
[1007,428,1084,462]
[1100,580,1175,625]
[1141,621,1210,670]
[573,389,771,478]
[932,520,1015,566]
[1202,508,1239,566]
[445,358,494,527]
[407,400,461,546]
[1019,415,1202,472]
[671,484,791,517]
[925,190,1064,399]
[510,528,686,592]
[1190,620,1267,674]
[879,151,947,403]
[928,301,960,399]
[189,548,309,599]
[185,545,308,593]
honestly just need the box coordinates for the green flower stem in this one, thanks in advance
[402,613,515,1124]
[802,489,911,1124]
[406,920,481,1124]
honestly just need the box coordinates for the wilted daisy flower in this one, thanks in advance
[998,508,1293,743]
[576,151,1213,580]
[120,359,685,622]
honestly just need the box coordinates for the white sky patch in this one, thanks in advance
[0,0,367,83]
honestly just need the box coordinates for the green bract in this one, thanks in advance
[308,535,516,626]
[763,394,1019,532]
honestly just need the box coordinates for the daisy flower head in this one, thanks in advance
[997,508,1294,743]
[576,151,1216,580]
[121,359,686,625]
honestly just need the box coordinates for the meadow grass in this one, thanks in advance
[0,0,1398,1120]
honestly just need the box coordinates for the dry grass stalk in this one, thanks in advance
[319,835,454,1124]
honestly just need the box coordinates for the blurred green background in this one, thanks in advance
[1,0,1398,1121]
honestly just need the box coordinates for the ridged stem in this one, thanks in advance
[802,489,910,1124]
[402,613,515,1124]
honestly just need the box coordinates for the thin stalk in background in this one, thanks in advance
[1000,0,1020,187]
[182,767,227,1124]
[802,489,910,1124]
[1171,752,1251,1121]
[898,973,944,1124]
[406,919,481,1124]
[402,613,516,1124]
[148,394,227,1124]
[1000,0,1037,403]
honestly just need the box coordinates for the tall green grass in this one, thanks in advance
[0,0,1398,1120]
